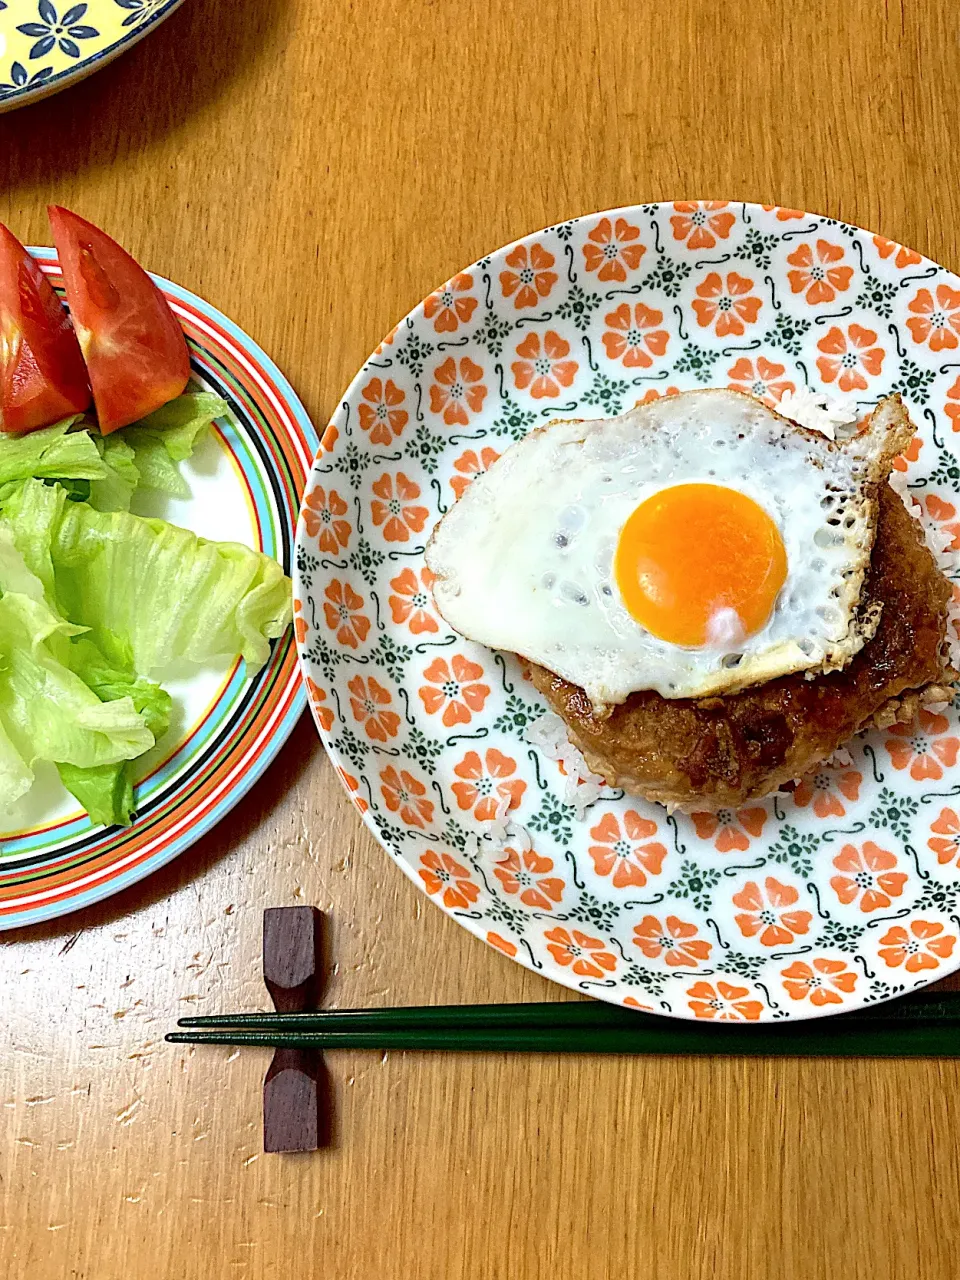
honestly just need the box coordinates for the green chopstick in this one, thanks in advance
[166,993,960,1056]
[165,1022,960,1056]
[175,991,960,1033]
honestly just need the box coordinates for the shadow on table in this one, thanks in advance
[2,710,322,946]
[0,0,288,191]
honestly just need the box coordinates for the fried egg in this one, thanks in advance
[425,390,913,709]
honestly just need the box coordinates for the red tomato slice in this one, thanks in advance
[48,206,190,434]
[0,222,91,433]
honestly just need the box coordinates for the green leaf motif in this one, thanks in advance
[582,372,630,415]
[529,797,574,846]
[735,228,778,271]
[715,950,765,981]
[928,447,960,489]
[494,693,540,734]
[568,892,621,931]
[666,861,721,912]
[641,255,693,299]
[343,441,368,486]
[407,424,448,474]
[892,358,936,405]
[856,272,898,319]
[348,537,386,587]
[673,342,720,384]
[407,724,443,772]
[768,824,819,878]
[763,313,811,356]
[332,725,368,772]
[820,920,865,954]
[486,896,527,932]
[555,284,602,333]
[395,332,435,379]
[489,396,537,441]
[372,633,414,680]
[621,964,665,997]
[868,787,918,841]
[915,879,960,914]
[305,635,342,684]
[473,310,514,358]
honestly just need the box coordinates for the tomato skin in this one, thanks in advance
[0,222,91,433]
[48,206,190,434]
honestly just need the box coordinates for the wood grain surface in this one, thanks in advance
[3,1,960,1276]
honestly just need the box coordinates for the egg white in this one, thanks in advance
[425,390,913,708]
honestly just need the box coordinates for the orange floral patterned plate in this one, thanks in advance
[294,202,960,1022]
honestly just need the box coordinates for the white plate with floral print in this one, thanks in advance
[294,201,960,1023]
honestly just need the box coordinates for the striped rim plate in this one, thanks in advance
[0,250,318,930]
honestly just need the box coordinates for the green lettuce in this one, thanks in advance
[0,527,156,813]
[1,479,290,675]
[114,392,227,500]
[0,416,103,489]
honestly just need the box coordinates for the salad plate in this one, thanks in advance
[0,0,185,112]
[295,201,960,1022]
[0,249,318,930]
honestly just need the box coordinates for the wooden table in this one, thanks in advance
[3,1,960,1276]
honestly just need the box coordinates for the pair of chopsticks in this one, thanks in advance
[167,991,960,1056]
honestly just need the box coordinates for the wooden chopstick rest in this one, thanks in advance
[262,906,331,1153]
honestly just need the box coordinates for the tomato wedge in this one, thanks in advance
[48,206,190,434]
[0,222,91,433]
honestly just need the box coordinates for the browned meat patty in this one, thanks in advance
[526,484,955,811]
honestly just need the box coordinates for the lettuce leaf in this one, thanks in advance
[0,416,103,488]
[114,392,227,499]
[89,435,140,512]
[0,526,155,814]
[1,479,291,674]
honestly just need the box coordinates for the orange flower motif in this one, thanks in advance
[337,766,367,813]
[691,272,762,337]
[691,807,766,853]
[687,979,763,1021]
[418,849,479,909]
[816,323,885,392]
[357,377,408,445]
[632,915,711,968]
[451,748,525,821]
[587,811,667,888]
[906,284,960,351]
[320,422,339,452]
[761,204,805,221]
[885,708,960,782]
[791,768,862,819]
[923,493,960,551]
[892,436,923,473]
[726,356,795,406]
[494,846,564,910]
[499,242,558,309]
[370,472,429,543]
[582,217,646,282]
[305,676,333,731]
[929,807,960,867]
[293,598,308,645]
[511,330,579,399]
[380,765,434,829]
[322,579,370,649]
[781,958,857,1006]
[786,240,853,304]
[419,655,490,728]
[944,375,960,433]
[423,273,477,333]
[347,674,400,743]
[601,303,669,369]
[388,566,438,634]
[670,201,736,249]
[873,235,922,269]
[830,841,907,913]
[428,356,487,426]
[302,484,351,555]
[450,446,501,499]
[732,877,812,947]
[487,931,517,958]
[878,920,957,972]
[635,386,680,406]
[544,927,617,979]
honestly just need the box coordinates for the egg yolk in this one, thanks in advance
[614,484,787,648]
